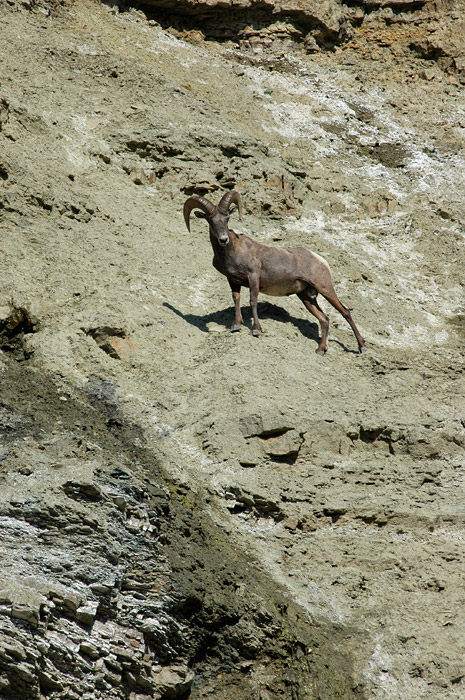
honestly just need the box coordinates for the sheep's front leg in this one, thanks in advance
[248,274,262,337]
[229,280,243,332]
[298,291,329,354]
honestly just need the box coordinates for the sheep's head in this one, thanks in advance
[183,191,243,247]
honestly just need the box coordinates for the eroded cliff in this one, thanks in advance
[1,0,465,698]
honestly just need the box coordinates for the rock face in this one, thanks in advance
[0,367,325,699]
[134,0,347,46]
[1,0,465,698]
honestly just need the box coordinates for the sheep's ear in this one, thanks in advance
[195,211,207,219]
[229,205,237,216]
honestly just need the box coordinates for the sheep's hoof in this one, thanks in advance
[251,329,261,337]
[231,324,242,332]
[359,346,367,354]
[315,348,327,356]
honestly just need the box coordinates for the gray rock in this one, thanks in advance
[76,603,99,626]
[239,413,294,438]
[152,665,194,699]
[11,603,40,627]
[80,639,104,659]
[261,429,303,458]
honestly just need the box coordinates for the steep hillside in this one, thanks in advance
[1,0,465,698]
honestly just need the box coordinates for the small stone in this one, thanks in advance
[283,517,299,531]
[141,618,165,636]
[11,603,39,626]
[76,602,99,625]
[105,654,122,672]
[262,429,303,459]
[38,670,63,692]
[15,663,36,683]
[0,641,27,660]
[239,413,294,439]
[80,640,102,659]
[113,645,140,662]
[420,68,436,80]
[108,337,140,359]
[36,641,50,655]
[110,494,127,512]
[133,673,154,690]
[90,581,114,595]
[104,668,122,686]
[52,590,84,613]
[0,590,13,604]
[152,665,194,699]
[63,480,102,501]
[130,169,146,185]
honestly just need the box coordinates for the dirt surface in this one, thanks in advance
[1,0,465,698]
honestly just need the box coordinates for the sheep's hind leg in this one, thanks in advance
[229,281,243,332]
[248,275,262,337]
[298,291,329,354]
[321,290,366,353]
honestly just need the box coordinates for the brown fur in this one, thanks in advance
[183,192,365,354]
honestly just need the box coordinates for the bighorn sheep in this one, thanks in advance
[183,191,366,355]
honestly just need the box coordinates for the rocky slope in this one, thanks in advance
[1,0,465,698]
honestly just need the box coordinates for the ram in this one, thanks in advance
[183,191,365,355]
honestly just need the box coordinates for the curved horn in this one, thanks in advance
[218,190,243,219]
[183,195,217,231]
